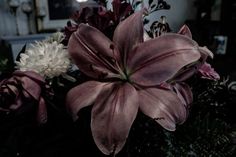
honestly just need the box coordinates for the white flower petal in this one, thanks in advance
[15,41,71,78]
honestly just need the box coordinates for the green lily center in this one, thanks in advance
[120,69,131,83]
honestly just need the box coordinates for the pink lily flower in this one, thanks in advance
[66,10,210,155]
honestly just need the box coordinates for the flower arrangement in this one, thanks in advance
[1,0,235,157]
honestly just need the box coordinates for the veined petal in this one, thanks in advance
[128,34,201,86]
[113,10,144,67]
[178,26,214,60]
[170,47,214,82]
[139,87,187,131]
[172,83,193,107]
[170,61,200,82]
[68,24,120,79]
[91,83,139,155]
[66,81,112,120]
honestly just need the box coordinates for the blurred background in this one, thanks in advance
[0,0,236,80]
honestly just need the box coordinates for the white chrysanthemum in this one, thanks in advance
[15,41,70,78]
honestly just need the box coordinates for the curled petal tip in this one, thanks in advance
[199,46,214,59]
[178,25,192,38]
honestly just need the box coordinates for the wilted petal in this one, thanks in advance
[198,63,220,80]
[66,81,111,120]
[178,25,192,38]
[13,71,45,100]
[1,71,48,123]
[68,24,120,79]
[113,10,143,67]
[139,87,187,131]
[20,76,42,100]
[128,34,201,86]
[6,83,19,95]
[13,70,45,84]
[91,83,139,155]
[10,96,23,110]
[37,97,47,124]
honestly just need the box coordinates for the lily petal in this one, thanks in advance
[68,24,120,79]
[199,46,213,60]
[139,87,187,131]
[172,82,193,107]
[170,61,200,82]
[91,83,139,155]
[178,26,214,60]
[113,10,144,67]
[128,34,201,86]
[170,47,214,82]
[66,81,111,120]
[178,25,192,38]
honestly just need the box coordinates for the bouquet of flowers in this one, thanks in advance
[1,0,235,157]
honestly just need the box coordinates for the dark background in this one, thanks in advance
[186,0,236,80]
[48,0,72,20]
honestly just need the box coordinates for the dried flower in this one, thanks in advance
[0,71,48,123]
[15,41,70,78]
[198,63,220,80]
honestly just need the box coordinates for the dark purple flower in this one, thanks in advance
[66,10,209,155]
[63,21,79,45]
[111,0,133,23]
[0,71,48,123]
[64,0,134,41]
